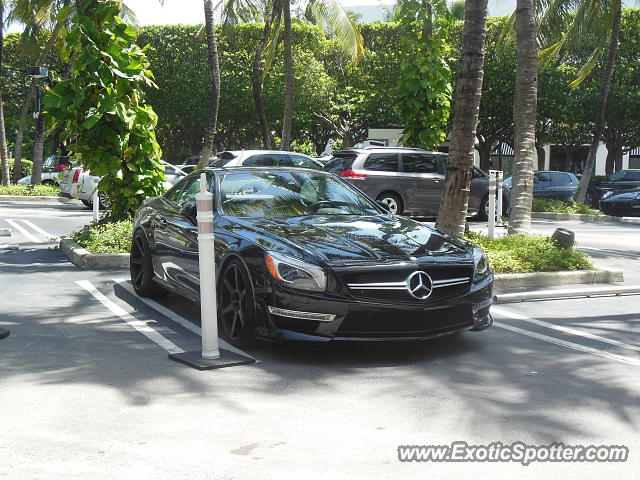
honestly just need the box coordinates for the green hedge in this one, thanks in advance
[0,184,58,196]
[531,199,598,214]
[0,159,33,183]
[68,220,133,254]
[466,232,594,274]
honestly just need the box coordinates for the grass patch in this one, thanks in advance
[68,219,133,254]
[466,232,594,274]
[0,184,60,196]
[532,198,598,214]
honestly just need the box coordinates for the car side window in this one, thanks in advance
[290,155,320,170]
[625,171,640,181]
[245,154,292,167]
[165,176,192,203]
[534,172,552,183]
[401,153,438,173]
[608,171,626,182]
[552,172,572,186]
[363,153,399,172]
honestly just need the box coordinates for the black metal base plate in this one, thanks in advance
[0,328,10,339]
[168,349,255,370]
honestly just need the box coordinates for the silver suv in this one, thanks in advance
[324,147,508,219]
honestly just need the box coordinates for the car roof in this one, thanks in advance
[334,147,447,155]
[219,150,313,157]
[203,166,330,175]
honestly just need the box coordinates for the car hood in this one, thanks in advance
[602,189,640,201]
[228,215,471,264]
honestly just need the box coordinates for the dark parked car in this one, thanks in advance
[324,147,509,219]
[130,167,494,346]
[504,170,579,202]
[599,188,640,217]
[210,150,323,170]
[587,169,640,206]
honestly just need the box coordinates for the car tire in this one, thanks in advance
[218,259,257,347]
[476,195,491,220]
[130,231,168,298]
[42,179,55,186]
[81,200,93,209]
[376,192,403,215]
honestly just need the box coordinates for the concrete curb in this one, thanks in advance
[60,238,129,268]
[532,212,640,224]
[493,266,623,290]
[495,285,640,303]
[0,195,70,202]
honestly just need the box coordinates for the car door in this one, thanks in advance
[550,172,576,201]
[398,152,443,214]
[533,172,553,198]
[360,152,401,201]
[154,173,212,297]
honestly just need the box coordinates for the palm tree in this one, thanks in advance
[539,0,622,204]
[0,0,10,187]
[508,0,538,234]
[200,0,221,168]
[217,0,363,150]
[434,0,488,237]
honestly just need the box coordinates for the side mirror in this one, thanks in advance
[179,203,197,221]
[376,200,391,212]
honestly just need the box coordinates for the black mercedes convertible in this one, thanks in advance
[130,167,494,346]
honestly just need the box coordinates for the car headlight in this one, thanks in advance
[473,247,491,282]
[601,191,614,200]
[265,251,327,292]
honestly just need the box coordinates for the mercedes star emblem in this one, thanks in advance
[406,271,433,300]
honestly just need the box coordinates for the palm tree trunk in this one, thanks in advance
[252,10,275,149]
[434,0,488,237]
[31,111,46,184]
[0,0,10,187]
[200,0,221,168]
[12,22,63,183]
[575,0,621,203]
[281,0,293,151]
[508,0,538,235]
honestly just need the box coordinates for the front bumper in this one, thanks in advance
[255,275,494,342]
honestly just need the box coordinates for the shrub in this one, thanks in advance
[69,219,133,254]
[466,231,594,274]
[0,159,33,183]
[532,198,597,214]
[0,184,59,196]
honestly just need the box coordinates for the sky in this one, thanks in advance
[6,0,517,32]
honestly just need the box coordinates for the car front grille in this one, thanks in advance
[342,265,473,303]
[338,304,473,337]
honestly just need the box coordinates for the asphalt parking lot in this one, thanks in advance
[1,200,639,479]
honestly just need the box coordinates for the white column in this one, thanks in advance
[544,145,551,170]
[595,142,608,175]
[622,151,630,170]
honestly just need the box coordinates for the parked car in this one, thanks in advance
[17,155,72,186]
[599,188,640,217]
[130,167,494,346]
[503,170,579,202]
[324,147,509,219]
[59,160,187,209]
[587,169,640,206]
[210,150,323,170]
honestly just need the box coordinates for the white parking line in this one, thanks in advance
[76,280,184,355]
[492,306,640,353]
[113,278,257,361]
[21,220,54,240]
[5,219,41,243]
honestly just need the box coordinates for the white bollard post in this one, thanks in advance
[195,173,220,360]
[488,170,497,238]
[496,170,504,225]
[92,188,99,222]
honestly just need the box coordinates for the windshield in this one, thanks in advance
[219,170,380,217]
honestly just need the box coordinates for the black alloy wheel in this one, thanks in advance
[130,232,167,297]
[219,260,256,346]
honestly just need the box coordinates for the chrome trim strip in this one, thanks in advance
[433,280,470,288]
[268,306,336,322]
[432,277,470,285]
[347,286,407,290]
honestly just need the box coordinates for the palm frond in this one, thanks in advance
[306,0,363,61]
[569,45,602,88]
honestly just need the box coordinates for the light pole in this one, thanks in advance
[27,66,49,185]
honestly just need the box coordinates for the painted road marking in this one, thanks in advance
[5,219,41,243]
[113,278,257,361]
[77,280,183,355]
[21,220,54,241]
[492,306,640,353]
